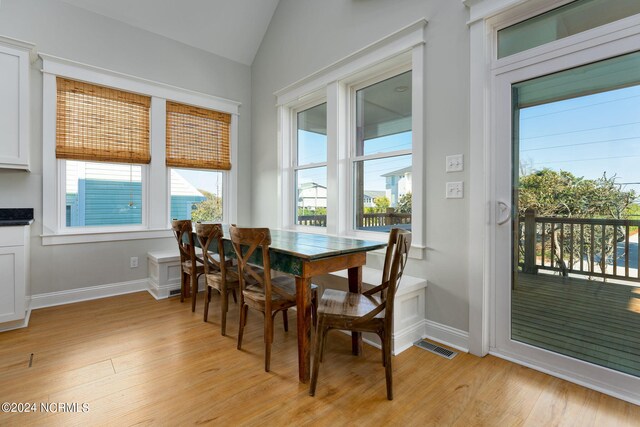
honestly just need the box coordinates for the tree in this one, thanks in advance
[518,169,637,278]
[397,193,412,214]
[373,196,390,210]
[190,190,222,222]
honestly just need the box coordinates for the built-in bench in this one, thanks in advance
[147,250,182,299]
[312,267,427,355]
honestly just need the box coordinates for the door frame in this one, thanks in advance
[489,15,640,405]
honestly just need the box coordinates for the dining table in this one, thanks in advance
[193,226,387,383]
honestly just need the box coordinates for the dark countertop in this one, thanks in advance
[0,208,34,226]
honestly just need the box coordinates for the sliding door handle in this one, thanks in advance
[496,201,511,225]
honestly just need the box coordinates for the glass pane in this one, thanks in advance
[356,71,412,156]
[296,167,327,227]
[170,169,223,222]
[297,103,327,165]
[353,155,412,232]
[65,160,142,227]
[512,52,640,377]
[498,0,640,58]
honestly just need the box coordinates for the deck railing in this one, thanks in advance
[519,208,640,282]
[296,212,411,228]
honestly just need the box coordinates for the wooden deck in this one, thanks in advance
[513,272,640,377]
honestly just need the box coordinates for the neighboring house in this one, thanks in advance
[298,182,327,210]
[363,190,386,208]
[66,164,205,226]
[382,166,412,207]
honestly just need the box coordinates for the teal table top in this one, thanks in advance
[193,226,387,276]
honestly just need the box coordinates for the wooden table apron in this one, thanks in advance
[191,228,386,383]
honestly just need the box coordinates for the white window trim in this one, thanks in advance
[291,98,329,233]
[465,0,640,405]
[276,19,427,258]
[41,54,240,245]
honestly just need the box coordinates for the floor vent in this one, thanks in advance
[169,289,182,297]
[413,340,458,360]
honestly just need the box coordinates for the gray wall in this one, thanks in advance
[0,0,252,294]
[251,0,471,332]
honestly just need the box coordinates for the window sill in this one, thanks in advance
[41,228,174,246]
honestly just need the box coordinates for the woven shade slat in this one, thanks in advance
[56,77,151,164]
[166,101,231,171]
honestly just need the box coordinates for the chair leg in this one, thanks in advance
[320,326,329,362]
[237,304,248,350]
[221,288,228,336]
[310,320,325,396]
[180,271,186,302]
[265,312,274,372]
[232,289,238,304]
[190,273,198,312]
[384,331,393,400]
[282,310,289,332]
[203,286,211,322]
[311,290,318,327]
[380,332,386,367]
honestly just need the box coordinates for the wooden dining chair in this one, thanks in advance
[195,223,239,335]
[309,228,411,400]
[171,219,207,312]
[229,226,318,372]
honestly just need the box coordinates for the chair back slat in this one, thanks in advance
[383,229,411,326]
[229,226,274,304]
[172,219,196,264]
[195,223,226,276]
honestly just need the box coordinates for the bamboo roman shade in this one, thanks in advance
[56,77,151,164]
[166,101,231,170]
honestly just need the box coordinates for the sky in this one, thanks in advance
[518,84,640,199]
[173,168,223,196]
[297,129,412,192]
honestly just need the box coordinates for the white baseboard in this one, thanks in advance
[422,319,469,353]
[393,320,427,354]
[0,309,31,332]
[30,279,149,309]
[147,278,204,300]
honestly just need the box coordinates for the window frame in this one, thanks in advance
[41,55,240,245]
[167,166,228,223]
[292,99,329,232]
[347,65,413,237]
[275,20,426,258]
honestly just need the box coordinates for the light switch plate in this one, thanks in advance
[446,181,464,199]
[446,154,464,172]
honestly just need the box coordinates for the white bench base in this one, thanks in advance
[311,267,427,355]
[147,250,206,300]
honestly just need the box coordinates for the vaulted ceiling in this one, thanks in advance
[60,0,280,65]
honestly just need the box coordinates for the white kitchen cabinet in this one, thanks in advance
[0,36,35,170]
[0,226,29,324]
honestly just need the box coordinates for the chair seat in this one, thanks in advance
[318,289,384,319]
[181,261,206,275]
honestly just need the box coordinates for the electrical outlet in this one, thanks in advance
[446,182,464,199]
[130,257,139,268]
[446,154,464,172]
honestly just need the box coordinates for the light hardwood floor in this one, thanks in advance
[0,291,638,426]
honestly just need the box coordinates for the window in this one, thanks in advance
[56,78,150,229]
[41,55,240,245]
[276,20,425,253]
[295,103,327,227]
[170,169,223,222]
[352,71,412,232]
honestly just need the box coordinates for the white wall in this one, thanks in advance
[251,0,471,332]
[0,0,252,295]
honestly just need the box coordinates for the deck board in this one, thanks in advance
[513,272,640,377]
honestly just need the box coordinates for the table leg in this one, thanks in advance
[348,266,363,355]
[295,276,312,383]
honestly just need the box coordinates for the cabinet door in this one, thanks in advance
[0,246,26,323]
[0,42,30,170]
